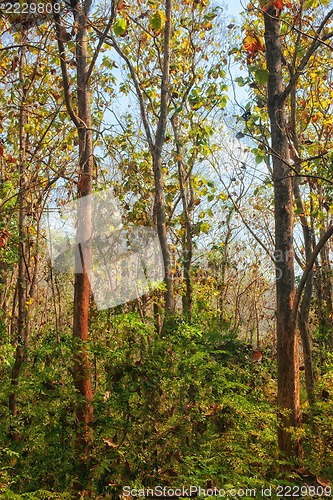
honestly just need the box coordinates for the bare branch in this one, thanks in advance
[292,223,333,323]
[282,8,333,99]
[85,2,116,85]
[52,1,80,128]
[107,34,154,151]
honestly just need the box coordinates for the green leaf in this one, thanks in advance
[254,68,269,85]
[200,221,210,234]
[235,76,246,87]
[255,154,264,164]
[149,10,166,32]
[304,0,319,7]
[113,17,128,36]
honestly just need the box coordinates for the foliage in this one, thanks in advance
[0,313,281,495]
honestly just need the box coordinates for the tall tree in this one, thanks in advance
[110,0,175,315]
[1,24,69,435]
[240,0,333,458]
[8,30,30,428]
[107,0,227,321]
[52,0,115,485]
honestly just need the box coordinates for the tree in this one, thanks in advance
[263,0,301,459]
[109,0,175,316]
[239,0,333,458]
[52,0,116,487]
[0,21,73,436]
[105,0,227,322]
[8,28,30,429]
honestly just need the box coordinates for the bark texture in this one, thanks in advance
[264,6,301,458]
[9,37,29,432]
[72,1,94,456]
[290,88,315,404]
[152,0,174,314]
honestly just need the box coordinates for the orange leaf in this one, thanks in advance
[316,476,331,488]
[117,0,128,10]
[269,0,293,9]
[262,0,292,10]
[6,155,17,164]
[243,30,265,59]
[250,349,263,363]
[0,230,10,248]
[273,0,284,9]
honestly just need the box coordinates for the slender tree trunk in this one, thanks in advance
[264,6,301,459]
[153,155,174,314]
[298,279,315,403]
[9,37,28,432]
[110,0,175,317]
[181,220,193,319]
[219,215,232,323]
[172,119,193,319]
[290,88,315,404]
[293,180,315,403]
[72,3,94,458]
[318,224,333,346]
[310,197,326,348]
[152,0,174,315]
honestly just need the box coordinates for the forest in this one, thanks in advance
[0,0,333,497]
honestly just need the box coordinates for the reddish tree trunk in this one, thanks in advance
[72,4,94,457]
[264,6,301,459]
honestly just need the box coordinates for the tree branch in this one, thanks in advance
[85,3,116,86]
[52,1,80,128]
[282,8,333,99]
[154,0,172,155]
[292,223,333,323]
[108,34,154,151]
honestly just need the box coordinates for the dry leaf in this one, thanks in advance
[104,438,118,448]
[243,30,265,59]
[316,476,331,488]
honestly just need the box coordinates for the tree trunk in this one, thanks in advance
[293,178,315,404]
[298,279,315,403]
[153,155,174,314]
[110,0,175,316]
[152,0,174,315]
[181,219,193,319]
[72,3,94,459]
[172,118,193,319]
[264,5,301,459]
[319,224,333,346]
[290,87,315,405]
[9,36,28,433]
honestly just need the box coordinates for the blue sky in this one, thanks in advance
[224,0,244,18]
